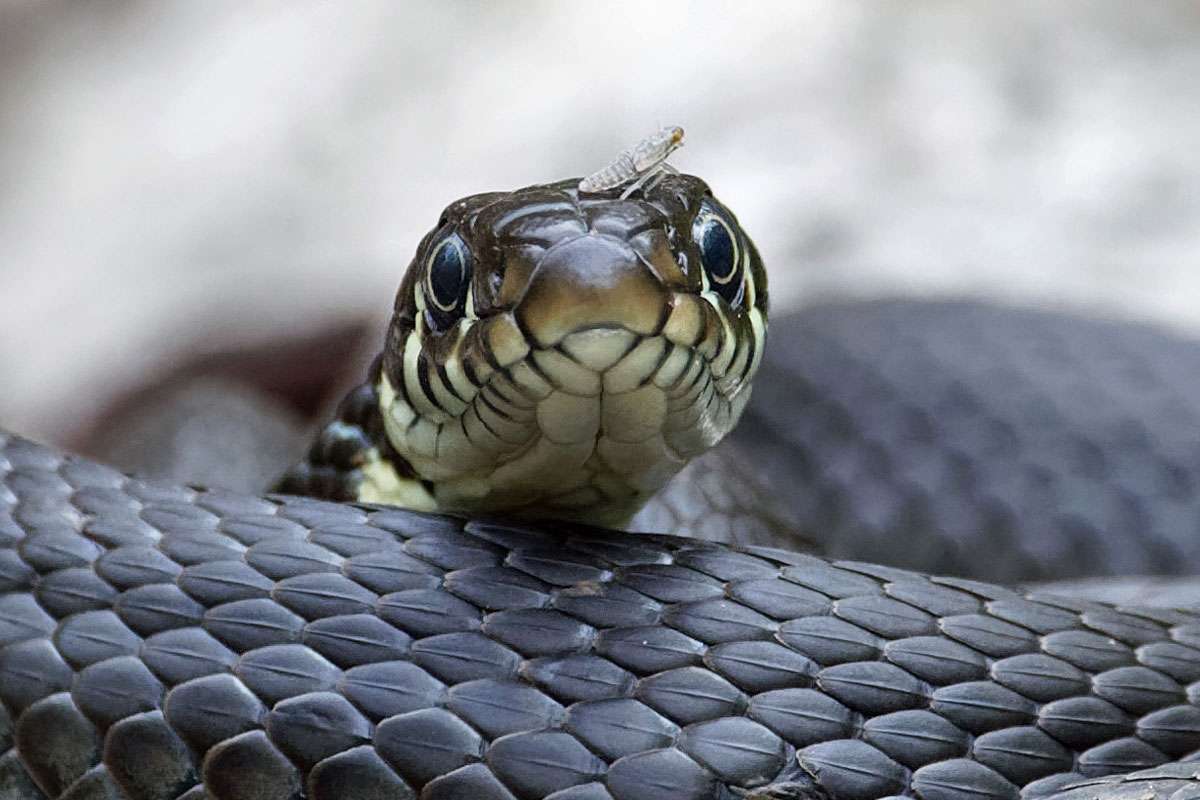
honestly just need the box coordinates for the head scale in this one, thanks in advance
[361,174,767,526]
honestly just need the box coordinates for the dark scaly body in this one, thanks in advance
[3,431,1200,800]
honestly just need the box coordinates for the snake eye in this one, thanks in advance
[425,234,470,329]
[693,202,743,306]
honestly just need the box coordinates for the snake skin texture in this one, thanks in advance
[4,431,1200,800]
[735,300,1200,584]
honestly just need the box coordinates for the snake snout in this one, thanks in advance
[516,233,668,349]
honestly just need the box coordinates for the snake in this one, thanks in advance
[2,168,1200,800]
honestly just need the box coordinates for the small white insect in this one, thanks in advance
[578,125,686,198]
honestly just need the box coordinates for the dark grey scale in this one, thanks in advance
[521,654,636,703]
[0,549,34,594]
[816,661,929,715]
[781,559,887,599]
[635,666,746,725]
[343,548,443,594]
[301,613,411,667]
[124,480,196,506]
[102,711,197,800]
[832,594,937,639]
[970,725,1076,786]
[371,508,460,540]
[245,537,343,580]
[675,716,786,788]
[139,627,239,685]
[218,514,306,548]
[374,707,486,788]
[727,576,832,619]
[989,653,1092,702]
[504,548,613,586]
[138,502,218,536]
[594,625,706,673]
[163,674,267,754]
[929,681,1039,734]
[563,698,679,761]
[18,529,102,573]
[270,571,377,619]
[566,538,671,569]
[983,598,1080,635]
[551,583,662,629]
[158,531,245,567]
[95,545,182,589]
[486,730,606,798]
[422,764,517,800]
[405,531,503,571]
[204,598,306,651]
[306,745,416,800]
[376,587,482,637]
[882,577,985,617]
[447,679,566,738]
[0,637,75,714]
[84,513,162,550]
[939,613,1040,658]
[72,655,164,731]
[544,782,614,800]
[1079,737,1172,779]
[443,565,551,611]
[410,631,521,684]
[274,498,368,529]
[194,490,278,518]
[15,693,102,798]
[339,660,448,720]
[1137,705,1200,757]
[54,610,142,668]
[1041,629,1137,672]
[860,709,970,769]
[263,691,373,770]
[776,616,884,665]
[483,608,596,657]
[0,594,62,652]
[70,486,141,518]
[1092,666,1184,715]
[113,582,206,636]
[796,739,910,799]
[672,548,778,581]
[882,635,991,685]
[604,748,716,800]
[1036,696,1134,749]
[36,567,118,618]
[661,597,778,644]
[234,644,342,705]
[308,522,401,558]
[200,730,302,800]
[909,758,1019,800]
[616,564,724,604]
[703,641,817,693]
[177,560,274,606]
[59,764,124,800]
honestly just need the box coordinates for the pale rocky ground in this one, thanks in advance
[2,1,1199,445]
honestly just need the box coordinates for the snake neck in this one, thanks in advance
[274,356,435,510]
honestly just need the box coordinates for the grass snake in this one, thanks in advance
[3,171,1200,799]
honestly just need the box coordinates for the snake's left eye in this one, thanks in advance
[693,202,743,307]
[425,233,470,330]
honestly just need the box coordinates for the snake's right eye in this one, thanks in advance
[425,233,470,330]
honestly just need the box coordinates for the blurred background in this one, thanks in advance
[2,1,1199,487]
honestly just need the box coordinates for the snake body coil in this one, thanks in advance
[3,431,1200,800]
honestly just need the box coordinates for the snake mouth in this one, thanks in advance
[376,291,758,526]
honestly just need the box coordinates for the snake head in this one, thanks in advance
[373,173,768,526]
